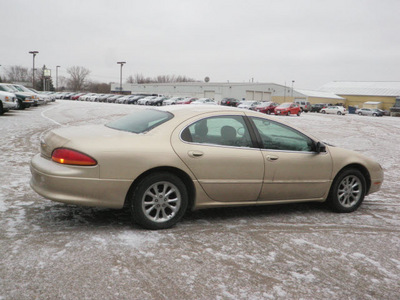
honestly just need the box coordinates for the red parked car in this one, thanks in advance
[274,102,301,116]
[176,97,198,104]
[254,102,278,114]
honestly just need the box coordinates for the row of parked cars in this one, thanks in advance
[0,83,55,115]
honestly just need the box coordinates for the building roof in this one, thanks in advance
[318,81,400,96]
[295,89,345,100]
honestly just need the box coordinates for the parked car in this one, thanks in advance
[28,88,51,105]
[0,90,17,115]
[191,98,217,105]
[106,95,124,103]
[137,96,157,105]
[274,102,301,116]
[253,102,278,114]
[355,108,384,117]
[220,98,240,107]
[126,95,145,104]
[147,96,168,106]
[320,106,347,115]
[295,100,311,112]
[0,83,36,109]
[177,97,198,104]
[30,105,384,230]
[163,97,185,105]
[237,101,260,109]
[311,103,330,112]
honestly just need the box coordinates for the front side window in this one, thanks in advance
[251,117,314,152]
[181,116,252,148]
[106,109,173,133]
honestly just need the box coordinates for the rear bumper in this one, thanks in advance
[30,154,132,209]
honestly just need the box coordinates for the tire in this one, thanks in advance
[130,172,188,229]
[337,111,342,115]
[321,110,326,114]
[287,111,291,116]
[372,113,377,117]
[358,112,362,116]
[327,169,366,213]
[0,103,3,115]
[16,99,25,110]
[297,111,301,116]
[266,110,271,115]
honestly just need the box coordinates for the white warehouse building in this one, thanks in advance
[111,82,297,103]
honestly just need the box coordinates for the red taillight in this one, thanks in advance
[52,148,97,166]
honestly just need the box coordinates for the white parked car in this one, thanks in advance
[320,106,347,115]
[191,98,217,105]
[237,101,260,109]
[163,97,185,105]
[355,108,384,117]
[137,96,157,105]
[0,90,18,115]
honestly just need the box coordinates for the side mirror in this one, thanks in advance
[315,141,326,153]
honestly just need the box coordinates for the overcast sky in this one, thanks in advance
[1,0,399,89]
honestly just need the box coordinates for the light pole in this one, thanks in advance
[56,65,60,91]
[117,61,126,93]
[291,80,295,98]
[29,51,39,88]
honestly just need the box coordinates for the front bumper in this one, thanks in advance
[30,154,132,209]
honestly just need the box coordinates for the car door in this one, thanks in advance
[250,117,333,201]
[171,113,264,202]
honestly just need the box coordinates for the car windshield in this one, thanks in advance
[279,103,291,108]
[106,109,173,133]
[14,85,32,93]
[0,85,17,92]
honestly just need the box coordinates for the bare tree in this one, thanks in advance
[67,66,91,91]
[126,73,197,84]
[4,66,31,83]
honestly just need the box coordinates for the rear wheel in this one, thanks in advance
[287,111,291,116]
[130,172,188,229]
[321,110,326,114]
[337,111,342,115]
[0,103,3,115]
[327,169,366,213]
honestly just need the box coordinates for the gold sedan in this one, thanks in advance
[30,105,384,229]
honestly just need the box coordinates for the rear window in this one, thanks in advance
[106,109,173,133]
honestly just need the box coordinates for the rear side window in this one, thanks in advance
[106,109,173,133]
[181,115,253,148]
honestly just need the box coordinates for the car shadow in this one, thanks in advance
[35,201,329,230]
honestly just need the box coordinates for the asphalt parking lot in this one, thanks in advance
[1,101,399,299]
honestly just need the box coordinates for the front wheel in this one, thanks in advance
[287,111,291,116]
[327,169,366,213]
[130,172,188,229]
[16,99,25,110]
[321,110,326,114]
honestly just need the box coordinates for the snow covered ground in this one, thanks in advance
[1,100,399,299]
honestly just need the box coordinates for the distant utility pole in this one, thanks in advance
[29,51,39,87]
[117,61,126,93]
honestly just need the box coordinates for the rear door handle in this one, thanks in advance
[188,150,204,158]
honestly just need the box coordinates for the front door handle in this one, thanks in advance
[188,150,204,158]
[266,155,279,161]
